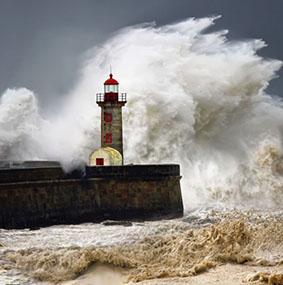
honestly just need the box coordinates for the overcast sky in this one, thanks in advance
[0,0,282,109]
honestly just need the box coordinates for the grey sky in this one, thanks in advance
[0,0,282,111]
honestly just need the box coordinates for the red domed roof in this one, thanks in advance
[104,73,119,85]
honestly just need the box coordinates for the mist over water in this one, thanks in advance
[0,17,283,210]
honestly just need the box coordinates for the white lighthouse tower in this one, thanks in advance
[89,73,127,166]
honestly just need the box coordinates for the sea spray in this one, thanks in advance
[0,88,44,161]
[0,17,282,209]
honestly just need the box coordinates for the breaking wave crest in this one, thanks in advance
[0,16,283,209]
[2,212,283,283]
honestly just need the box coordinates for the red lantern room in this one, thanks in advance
[102,73,120,102]
[104,73,119,93]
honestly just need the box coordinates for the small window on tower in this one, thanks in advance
[104,112,112,123]
[105,133,112,144]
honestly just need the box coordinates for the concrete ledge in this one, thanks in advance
[0,164,180,183]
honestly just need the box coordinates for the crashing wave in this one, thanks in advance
[0,17,282,209]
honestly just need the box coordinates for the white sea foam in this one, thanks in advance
[0,17,282,210]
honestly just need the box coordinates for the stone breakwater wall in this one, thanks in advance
[0,164,183,229]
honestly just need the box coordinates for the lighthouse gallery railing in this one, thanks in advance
[96,93,127,103]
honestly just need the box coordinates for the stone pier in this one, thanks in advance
[0,164,183,229]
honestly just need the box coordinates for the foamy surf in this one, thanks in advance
[0,211,282,284]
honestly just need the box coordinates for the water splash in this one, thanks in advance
[0,17,282,210]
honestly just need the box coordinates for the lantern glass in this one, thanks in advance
[105,85,118,93]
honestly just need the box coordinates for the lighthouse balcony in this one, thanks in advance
[96,93,127,103]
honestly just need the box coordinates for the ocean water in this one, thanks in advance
[0,16,283,284]
[0,210,282,284]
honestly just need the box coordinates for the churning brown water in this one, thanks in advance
[0,210,282,284]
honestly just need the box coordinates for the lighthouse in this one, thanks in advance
[89,73,127,166]
[1,74,184,229]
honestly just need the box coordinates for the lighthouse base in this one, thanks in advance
[0,164,183,229]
